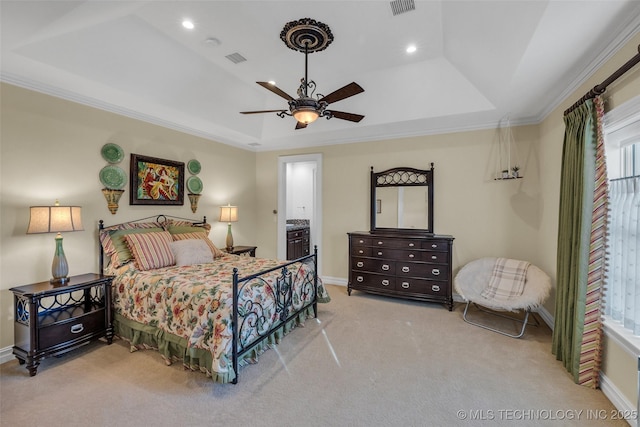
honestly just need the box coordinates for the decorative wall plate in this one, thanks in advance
[186,176,203,194]
[99,165,126,189]
[101,143,124,164]
[187,159,201,175]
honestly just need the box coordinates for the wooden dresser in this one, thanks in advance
[348,231,454,310]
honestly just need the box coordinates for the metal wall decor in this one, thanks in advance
[99,142,125,214]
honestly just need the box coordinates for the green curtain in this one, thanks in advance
[552,100,598,383]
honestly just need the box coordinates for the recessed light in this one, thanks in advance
[205,37,221,46]
[182,20,195,30]
[406,45,417,54]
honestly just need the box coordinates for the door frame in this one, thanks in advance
[277,153,322,275]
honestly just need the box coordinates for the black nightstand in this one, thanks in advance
[226,246,257,257]
[10,273,114,376]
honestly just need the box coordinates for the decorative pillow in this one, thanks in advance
[99,221,162,268]
[171,232,226,258]
[109,227,164,266]
[124,231,175,271]
[171,239,214,266]
[167,224,210,234]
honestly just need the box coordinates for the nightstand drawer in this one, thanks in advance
[39,309,106,349]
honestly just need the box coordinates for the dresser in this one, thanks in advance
[348,231,454,310]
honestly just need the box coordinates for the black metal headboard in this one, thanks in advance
[98,214,207,274]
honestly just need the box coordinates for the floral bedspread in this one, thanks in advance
[108,254,328,379]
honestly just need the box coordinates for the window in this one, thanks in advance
[603,96,640,340]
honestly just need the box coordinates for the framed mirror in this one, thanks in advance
[370,164,434,234]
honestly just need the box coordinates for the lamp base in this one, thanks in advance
[50,277,70,285]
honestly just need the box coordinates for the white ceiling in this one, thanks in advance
[2,1,640,151]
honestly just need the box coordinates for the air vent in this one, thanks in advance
[390,0,415,16]
[225,52,246,64]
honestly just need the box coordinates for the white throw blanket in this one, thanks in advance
[480,258,530,301]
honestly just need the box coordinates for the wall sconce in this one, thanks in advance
[219,203,238,251]
[27,200,84,284]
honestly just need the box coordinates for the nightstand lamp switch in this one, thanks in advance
[219,203,238,251]
[27,200,83,284]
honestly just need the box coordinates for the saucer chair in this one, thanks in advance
[454,257,551,338]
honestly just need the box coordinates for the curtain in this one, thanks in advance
[605,176,640,334]
[552,97,608,388]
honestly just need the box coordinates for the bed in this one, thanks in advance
[98,215,328,384]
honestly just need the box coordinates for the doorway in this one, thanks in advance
[277,154,322,275]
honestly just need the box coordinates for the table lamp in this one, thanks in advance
[219,203,238,251]
[27,200,83,284]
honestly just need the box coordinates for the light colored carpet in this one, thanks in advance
[0,284,625,427]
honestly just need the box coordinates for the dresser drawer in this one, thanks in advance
[396,278,448,296]
[422,251,449,264]
[396,262,449,281]
[39,309,105,349]
[351,272,395,290]
[351,236,372,246]
[370,238,422,249]
[351,246,372,257]
[370,248,423,261]
[352,257,396,274]
[422,240,450,252]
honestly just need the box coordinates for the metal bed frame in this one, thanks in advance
[98,214,319,384]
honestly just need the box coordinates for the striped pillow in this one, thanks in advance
[124,231,175,271]
[171,232,225,258]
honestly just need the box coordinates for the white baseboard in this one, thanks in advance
[0,345,14,365]
[321,276,347,286]
[600,372,637,427]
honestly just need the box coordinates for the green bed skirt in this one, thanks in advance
[113,305,317,383]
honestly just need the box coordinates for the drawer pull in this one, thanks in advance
[381,280,390,286]
[408,243,415,247]
[358,239,364,244]
[432,268,440,276]
[377,251,383,256]
[431,285,440,292]
[402,266,410,273]
[431,255,437,260]
[356,262,364,268]
[431,244,438,248]
[377,241,384,245]
[70,324,84,334]
[401,282,410,289]
[408,254,415,258]
[382,264,390,271]
[358,250,364,254]
[356,276,364,283]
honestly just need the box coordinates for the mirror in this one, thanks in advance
[370,164,434,234]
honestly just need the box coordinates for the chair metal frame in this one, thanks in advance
[462,301,540,338]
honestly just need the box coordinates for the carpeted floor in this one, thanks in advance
[0,284,626,426]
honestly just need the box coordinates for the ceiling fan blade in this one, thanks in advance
[240,110,287,114]
[295,122,308,130]
[318,82,364,104]
[257,82,294,101]
[328,110,365,122]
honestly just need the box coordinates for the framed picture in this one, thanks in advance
[130,154,184,205]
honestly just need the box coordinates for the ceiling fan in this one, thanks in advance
[240,18,365,130]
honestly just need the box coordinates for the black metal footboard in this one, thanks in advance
[231,246,318,384]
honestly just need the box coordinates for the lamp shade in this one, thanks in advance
[27,205,83,234]
[219,204,238,223]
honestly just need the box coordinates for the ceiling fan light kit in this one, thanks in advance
[240,18,365,130]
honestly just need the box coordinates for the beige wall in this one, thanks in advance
[255,126,542,281]
[0,83,257,350]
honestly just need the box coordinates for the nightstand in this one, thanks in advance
[226,245,257,257]
[10,273,114,376]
